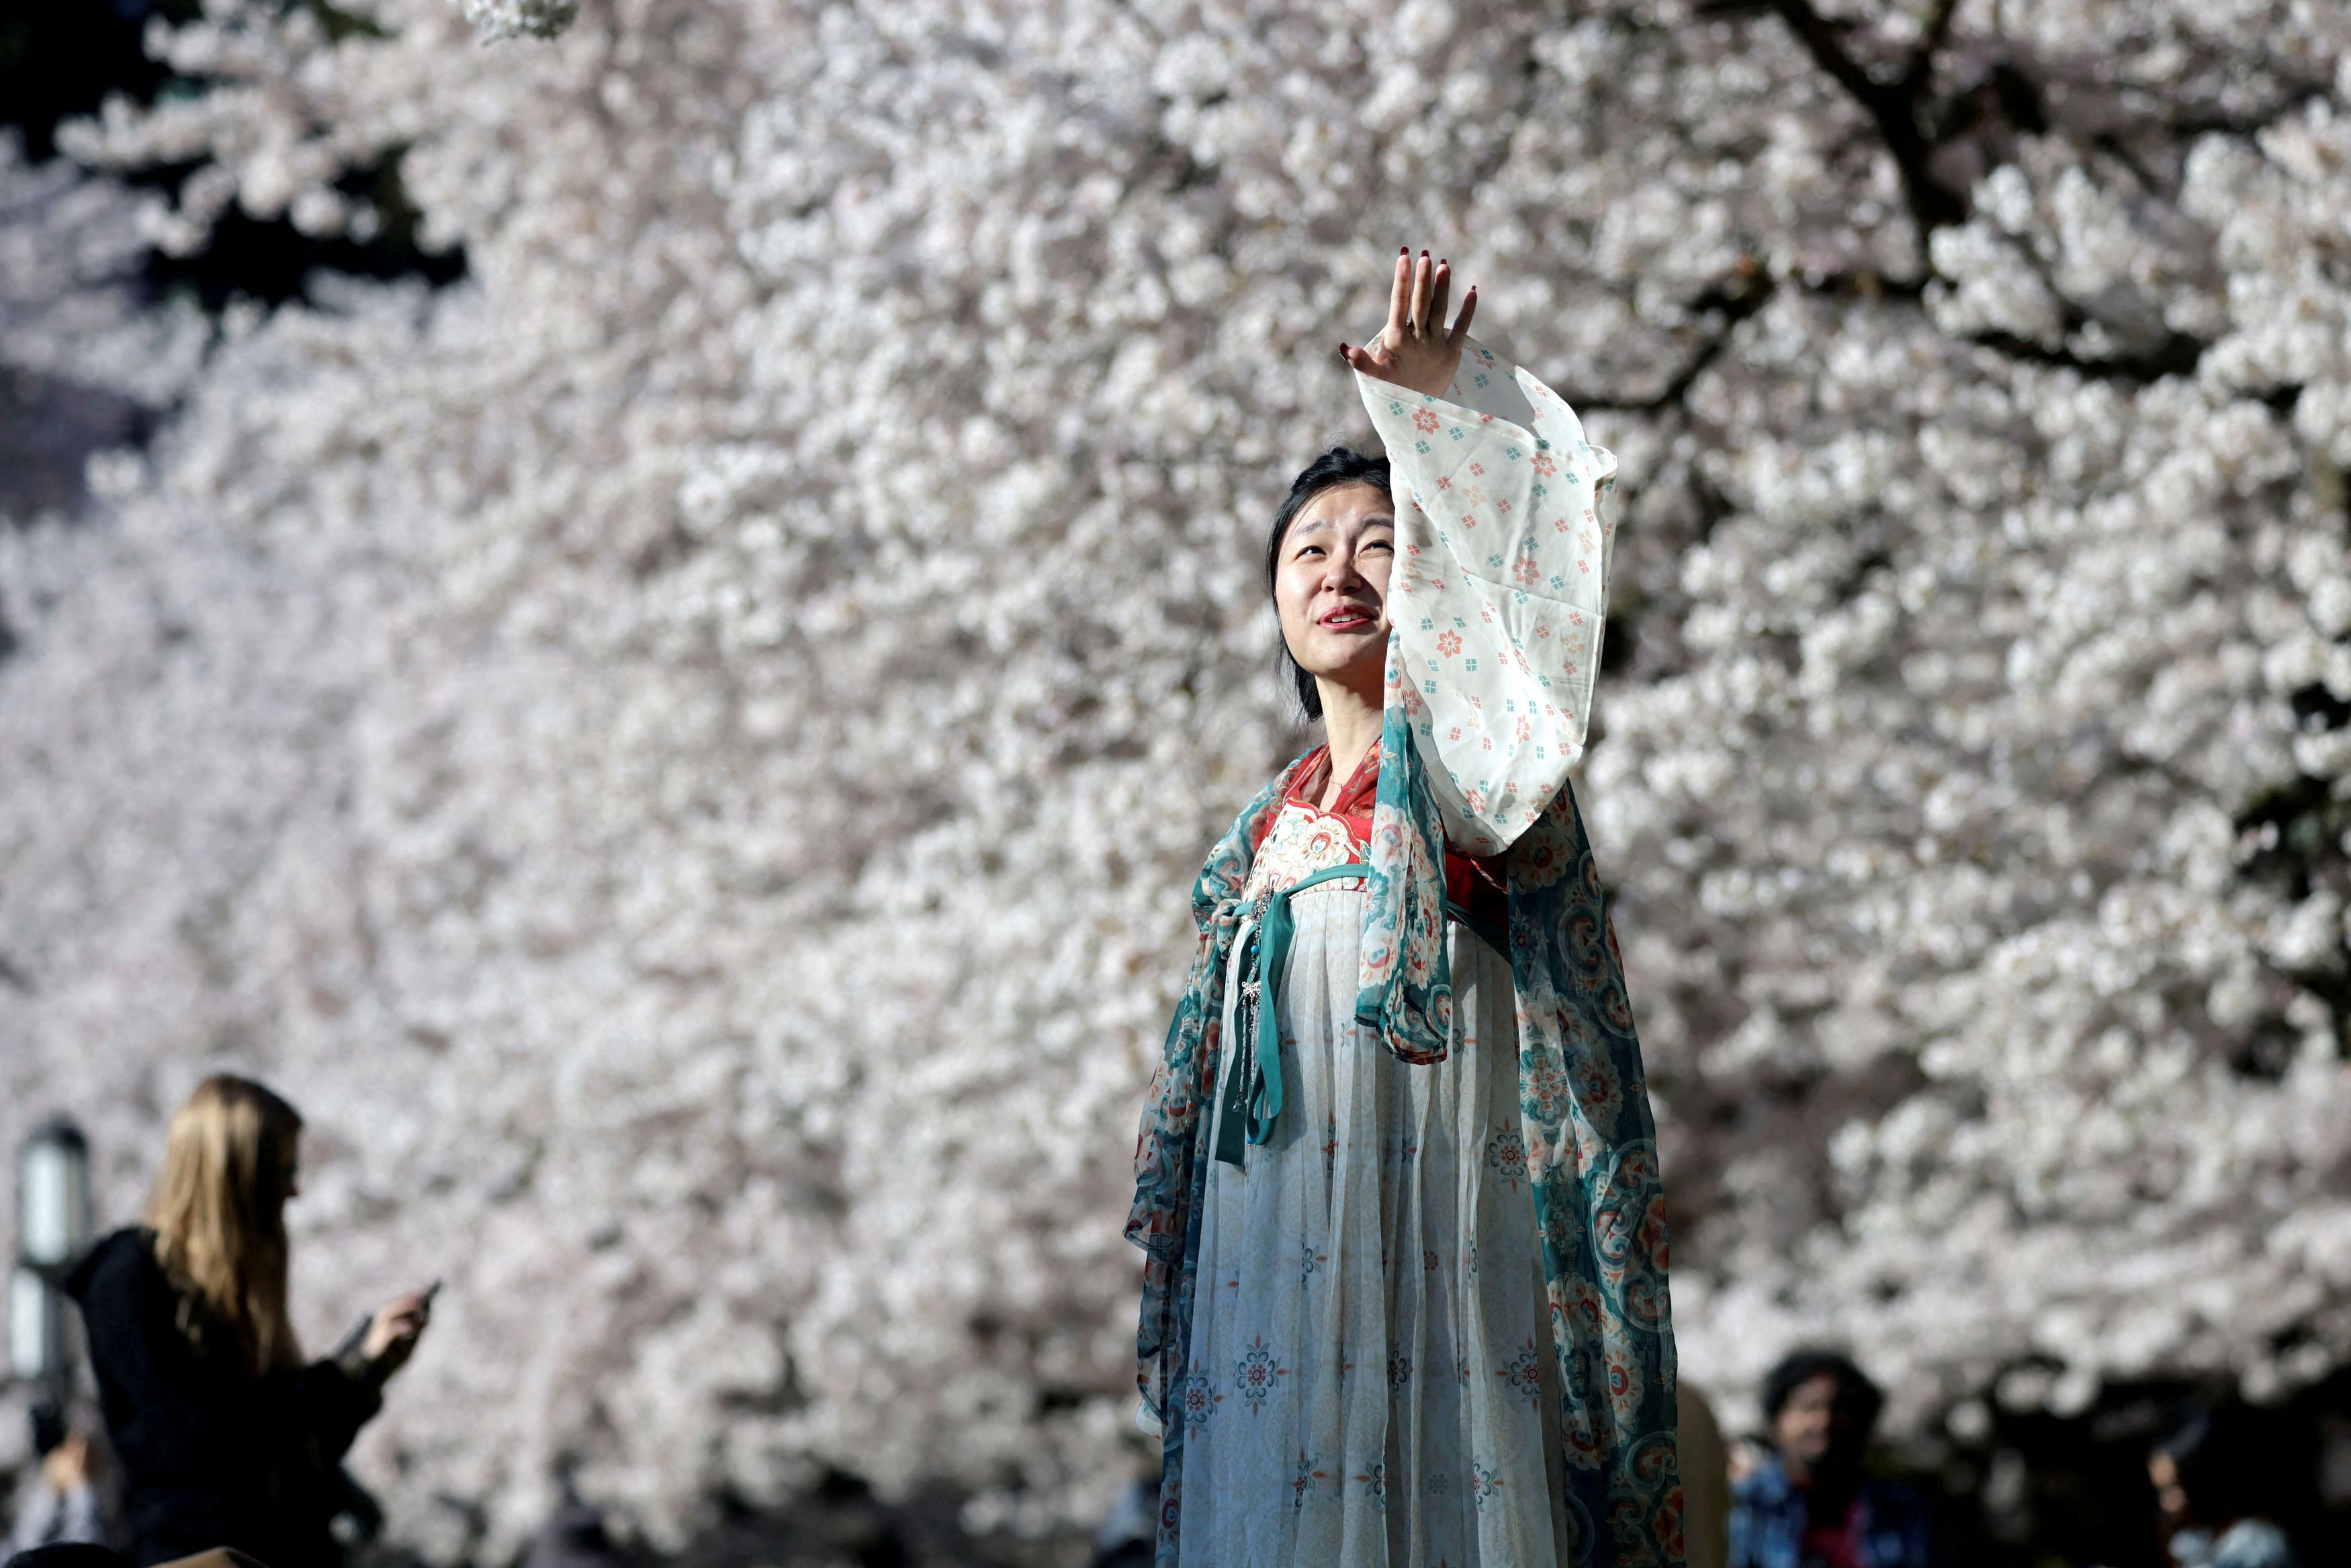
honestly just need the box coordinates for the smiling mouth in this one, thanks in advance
[1319,606,1377,630]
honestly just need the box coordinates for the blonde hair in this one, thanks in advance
[146,1074,306,1373]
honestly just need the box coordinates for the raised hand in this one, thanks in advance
[361,1288,433,1378]
[1338,247,1477,400]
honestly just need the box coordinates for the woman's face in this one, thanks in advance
[1274,481,1394,701]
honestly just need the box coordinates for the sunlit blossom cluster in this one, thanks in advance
[1,0,2347,1555]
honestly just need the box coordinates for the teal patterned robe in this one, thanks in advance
[1126,342,1682,1565]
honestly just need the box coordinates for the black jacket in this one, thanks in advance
[63,1229,382,1568]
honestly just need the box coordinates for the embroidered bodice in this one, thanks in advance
[1242,743,1508,935]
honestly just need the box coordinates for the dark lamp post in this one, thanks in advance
[19,1119,91,1272]
[7,1266,53,1384]
[11,1117,91,1395]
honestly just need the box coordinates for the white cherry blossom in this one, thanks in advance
[1,0,2346,1553]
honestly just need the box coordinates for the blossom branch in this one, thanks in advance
[1764,0,1969,237]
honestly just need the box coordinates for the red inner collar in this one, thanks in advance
[1287,742,1384,823]
[1255,744,1509,930]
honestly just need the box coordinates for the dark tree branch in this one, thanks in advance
[1796,266,1926,302]
[1765,0,1969,237]
[1689,4,2336,397]
[2159,81,2333,138]
[1964,327,2206,384]
[1902,0,1964,91]
[1767,0,1893,115]
[1565,255,1936,416]
[1571,265,1777,414]
[1689,466,1741,548]
[2258,383,2303,416]
[2088,131,2162,193]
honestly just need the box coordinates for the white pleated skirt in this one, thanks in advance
[1176,878,1570,1567]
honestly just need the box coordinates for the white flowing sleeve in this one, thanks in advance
[1355,336,1620,856]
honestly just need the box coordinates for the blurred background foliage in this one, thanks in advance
[2,0,2349,1563]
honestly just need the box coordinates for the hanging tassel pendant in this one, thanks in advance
[1212,970,1261,1168]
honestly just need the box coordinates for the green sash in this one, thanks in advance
[1212,864,1514,1169]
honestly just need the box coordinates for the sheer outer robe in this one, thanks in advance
[1126,344,1681,1565]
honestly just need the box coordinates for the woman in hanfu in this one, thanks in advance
[1126,249,1681,1567]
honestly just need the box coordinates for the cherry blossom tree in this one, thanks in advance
[1,0,2346,1553]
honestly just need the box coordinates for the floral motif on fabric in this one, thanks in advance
[1607,1433,1685,1566]
[1521,1046,1570,1125]
[1648,1484,1688,1565]
[1241,798,1369,905]
[1179,1371,1221,1430]
[1355,676,1457,1065]
[1485,1124,1529,1190]
[1233,1336,1288,1414]
[1292,1451,1329,1512]
[1360,338,1618,858]
[1497,1340,1546,1406]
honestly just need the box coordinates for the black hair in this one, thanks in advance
[1760,1348,1884,1436]
[1264,445,1393,720]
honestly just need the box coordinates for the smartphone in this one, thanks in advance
[328,1280,442,1361]
[329,1313,370,1361]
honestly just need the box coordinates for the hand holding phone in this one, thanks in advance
[353,1279,441,1376]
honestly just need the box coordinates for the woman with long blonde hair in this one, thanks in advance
[64,1075,432,1568]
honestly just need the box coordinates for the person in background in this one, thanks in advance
[62,1075,433,1568]
[2149,1403,2299,1568]
[517,1464,629,1568]
[1085,1475,1155,1568]
[1729,1348,1935,1568]
[7,1432,107,1556]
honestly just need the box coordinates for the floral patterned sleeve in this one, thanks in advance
[1354,336,1620,856]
